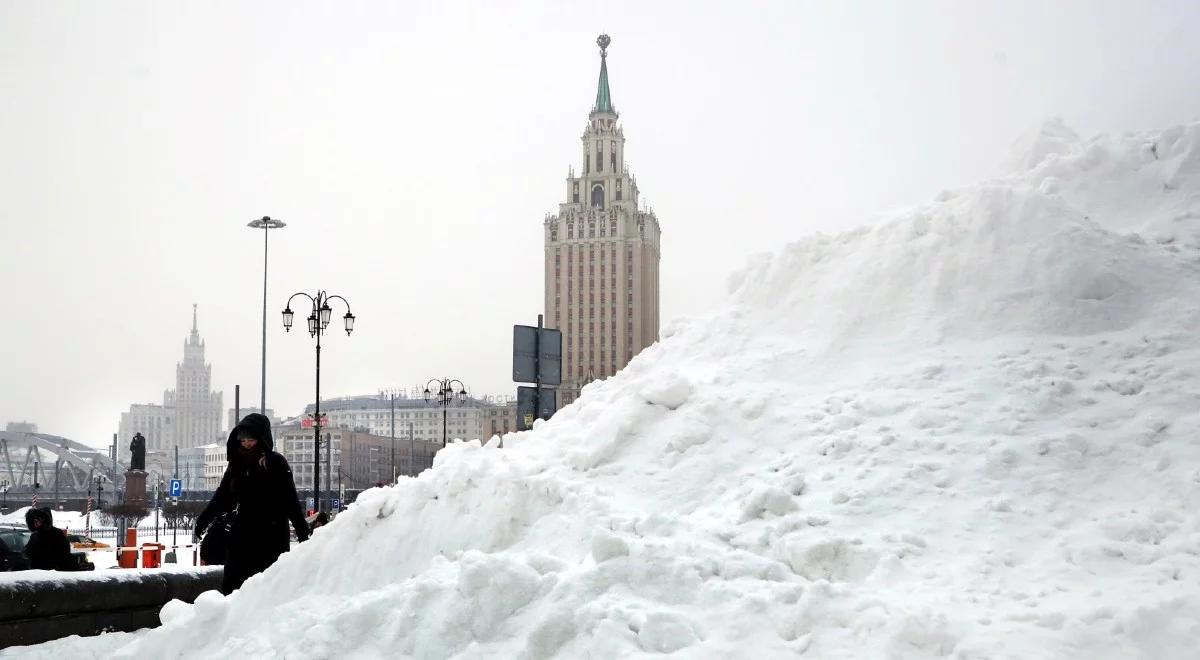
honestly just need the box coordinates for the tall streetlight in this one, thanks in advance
[248,216,287,415]
[424,378,467,448]
[379,388,402,485]
[283,290,355,513]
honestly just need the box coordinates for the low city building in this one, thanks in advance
[303,394,484,445]
[479,400,519,440]
[203,443,227,489]
[274,425,441,493]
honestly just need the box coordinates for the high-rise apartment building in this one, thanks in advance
[544,35,662,406]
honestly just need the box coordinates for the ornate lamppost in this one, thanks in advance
[424,378,467,448]
[283,290,355,513]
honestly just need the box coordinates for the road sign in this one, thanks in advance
[517,386,557,431]
[168,479,183,497]
[513,324,562,385]
[332,498,341,511]
[306,497,315,510]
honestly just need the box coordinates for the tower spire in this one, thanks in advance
[189,303,201,345]
[591,34,615,116]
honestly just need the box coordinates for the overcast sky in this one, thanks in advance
[2,1,1198,450]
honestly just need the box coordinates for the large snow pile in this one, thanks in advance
[10,120,1200,659]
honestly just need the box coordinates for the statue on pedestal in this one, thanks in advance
[130,433,146,472]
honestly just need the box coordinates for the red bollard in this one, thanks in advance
[117,528,139,568]
[141,543,164,569]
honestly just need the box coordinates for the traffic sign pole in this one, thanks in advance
[535,314,542,429]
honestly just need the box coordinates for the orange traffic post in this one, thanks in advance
[141,543,164,569]
[117,528,138,568]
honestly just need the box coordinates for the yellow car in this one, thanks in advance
[66,534,111,550]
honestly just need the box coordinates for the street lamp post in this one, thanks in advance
[380,388,401,485]
[424,378,467,448]
[390,393,396,484]
[283,290,355,514]
[248,216,287,415]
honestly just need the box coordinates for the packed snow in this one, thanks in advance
[7,120,1200,659]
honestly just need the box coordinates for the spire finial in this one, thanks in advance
[591,34,615,116]
[192,303,198,332]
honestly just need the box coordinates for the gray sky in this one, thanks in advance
[2,1,1198,449]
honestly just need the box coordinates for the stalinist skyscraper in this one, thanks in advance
[544,35,662,406]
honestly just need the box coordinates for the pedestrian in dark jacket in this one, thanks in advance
[24,507,74,571]
[196,413,309,594]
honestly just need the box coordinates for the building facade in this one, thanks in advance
[176,443,215,493]
[165,305,224,450]
[118,306,224,453]
[118,404,171,452]
[203,443,227,490]
[303,394,483,446]
[479,400,519,440]
[544,35,662,406]
[274,425,440,492]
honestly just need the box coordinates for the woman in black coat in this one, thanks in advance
[196,413,309,594]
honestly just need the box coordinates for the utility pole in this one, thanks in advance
[390,394,396,484]
[111,433,118,504]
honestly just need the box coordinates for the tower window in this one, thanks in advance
[616,180,622,201]
[591,185,605,209]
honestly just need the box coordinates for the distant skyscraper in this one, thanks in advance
[166,305,224,450]
[544,35,662,406]
[119,305,224,452]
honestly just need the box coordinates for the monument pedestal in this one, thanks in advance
[124,470,148,508]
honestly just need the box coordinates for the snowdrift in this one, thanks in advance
[10,120,1200,660]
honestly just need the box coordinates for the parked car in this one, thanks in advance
[65,534,111,550]
[0,526,32,571]
[0,524,94,571]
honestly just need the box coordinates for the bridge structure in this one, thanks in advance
[0,431,124,503]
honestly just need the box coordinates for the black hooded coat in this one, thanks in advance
[196,413,309,594]
[24,508,74,571]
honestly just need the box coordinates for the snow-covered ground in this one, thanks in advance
[0,506,105,530]
[6,120,1200,659]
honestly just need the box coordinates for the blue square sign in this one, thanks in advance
[332,498,341,511]
[168,479,183,497]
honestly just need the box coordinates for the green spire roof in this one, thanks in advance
[591,34,615,115]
